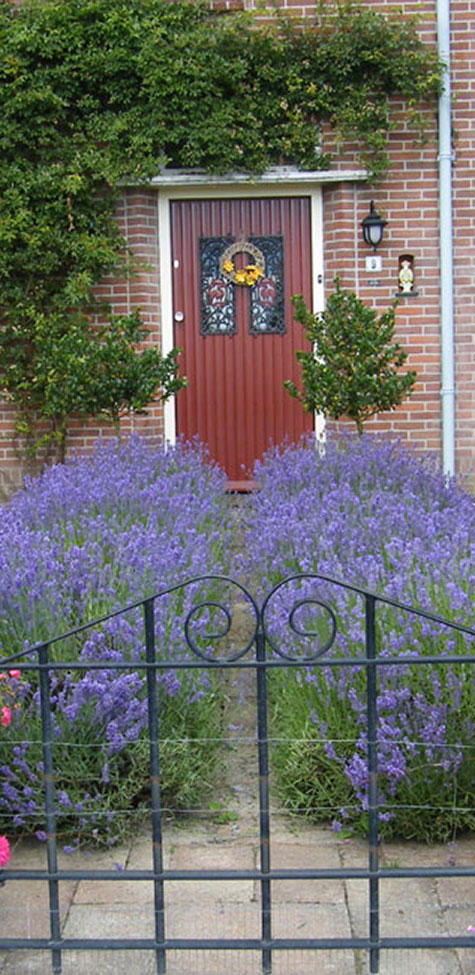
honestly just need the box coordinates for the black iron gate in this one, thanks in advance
[1,572,474,974]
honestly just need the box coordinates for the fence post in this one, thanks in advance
[38,643,62,975]
[256,618,272,975]
[144,598,166,975]
[365,594,380,974]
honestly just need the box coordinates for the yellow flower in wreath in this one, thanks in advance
[244,264,264,285]
[231,263,264,286]
[220,240,266,287]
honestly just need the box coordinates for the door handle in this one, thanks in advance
[174,311,184,323]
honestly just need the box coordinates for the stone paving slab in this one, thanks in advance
[0,880,75,940]
[0,949,158,974]
[266,842,344,904]
[438,874,475,906]
[166,843,255,903]
[346,876,444,938]
[377,948,462,975]
[444,907,475,975]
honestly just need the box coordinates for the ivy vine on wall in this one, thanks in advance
[0,0,441,463]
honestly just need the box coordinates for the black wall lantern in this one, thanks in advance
[361,201,387,251]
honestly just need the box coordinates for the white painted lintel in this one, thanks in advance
[148,166,367,190]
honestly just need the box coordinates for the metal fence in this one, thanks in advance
[0,572,474,974]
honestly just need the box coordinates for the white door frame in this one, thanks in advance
[154,168,365,444]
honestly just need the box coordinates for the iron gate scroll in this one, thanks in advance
[1,573,475,974]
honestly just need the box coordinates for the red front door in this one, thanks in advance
[171,197,313,488]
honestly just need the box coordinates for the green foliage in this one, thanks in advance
[294,1,442,176]
[41,310,187,437]
[270,667,357,825]
[268,656,475,844]
[286,280,416,434]
[5,676,223,846]
[0,0,439,457]
[0,0,441,178]
[85,314,187,432]
[0,307,186,459]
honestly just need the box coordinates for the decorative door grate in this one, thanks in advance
[199,236,285,336]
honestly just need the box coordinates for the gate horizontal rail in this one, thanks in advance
[6,863,475,879]
[2,935,475,950]
[1,572,474,975]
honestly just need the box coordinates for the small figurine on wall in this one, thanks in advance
[398,254,415,294]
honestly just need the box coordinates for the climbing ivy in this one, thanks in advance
[0,0,441,460]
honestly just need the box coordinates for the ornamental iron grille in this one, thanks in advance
[1,573,475,974]
[199,235,285,336]
[248,235,285,336]
[199,236,236,336]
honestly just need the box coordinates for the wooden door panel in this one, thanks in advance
[171,197,313,486]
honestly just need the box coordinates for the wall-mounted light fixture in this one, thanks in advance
[361,201,387,252]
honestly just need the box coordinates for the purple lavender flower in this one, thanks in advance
[0,437,230,847]
[240,433,475,842]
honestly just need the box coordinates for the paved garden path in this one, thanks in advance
[3,816,475,975]
[1,664,475,975]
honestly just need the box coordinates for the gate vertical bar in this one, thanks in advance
[256,621,272,975]
[365,594,380,974]
[144,598,166,974]
[38,644,62,975]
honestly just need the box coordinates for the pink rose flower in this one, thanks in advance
[8,670,21,679]
[0,836,10,868]
[1,706,11,728]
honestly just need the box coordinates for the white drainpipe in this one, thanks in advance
[438,0,455,476]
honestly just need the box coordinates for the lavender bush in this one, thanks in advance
[239,434,475,842]
[0,438,230,847]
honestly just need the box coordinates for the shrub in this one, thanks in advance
[239,434,475,842]
[0,438,230,847]
[286,281,416,434]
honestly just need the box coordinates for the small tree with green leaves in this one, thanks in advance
[0,308,186,463]
[84,313,187,438]
[285,280,416,434]
[22,309,187,460]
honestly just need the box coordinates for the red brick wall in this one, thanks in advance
[78,189,166,449]
[321,106,442,455]
[41,190,165,469]
[0,188,165,498]
[450,0,475,480]
[2,0,474,489]
[258,0,475,485]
